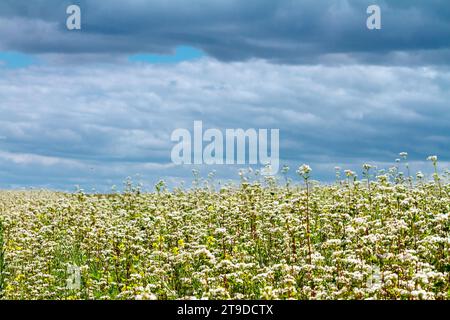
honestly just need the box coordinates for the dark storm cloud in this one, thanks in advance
[1,1,449,190]
[0,0,449,64]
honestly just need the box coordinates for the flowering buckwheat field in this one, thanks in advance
[0,157,449,300]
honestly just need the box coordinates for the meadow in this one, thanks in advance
[0,156,448,300]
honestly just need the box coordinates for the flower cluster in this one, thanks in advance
[0,160,449,300]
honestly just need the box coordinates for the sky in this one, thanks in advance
[0,0,449,191]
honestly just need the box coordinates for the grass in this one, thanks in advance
[0,218,5,298]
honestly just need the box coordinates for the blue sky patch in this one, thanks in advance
[129,46,205,64]
[0,52,37,68]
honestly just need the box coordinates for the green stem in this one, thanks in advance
[0,220,5,298]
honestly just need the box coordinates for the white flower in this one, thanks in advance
[399,152,408,159]
[215,227,227,234]
[344,170,355,177]
[297,164,312,179]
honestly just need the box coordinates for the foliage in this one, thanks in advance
[0,160,449,300]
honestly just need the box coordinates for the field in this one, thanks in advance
[0,162,449,300]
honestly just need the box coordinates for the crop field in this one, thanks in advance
[0,162,449,300]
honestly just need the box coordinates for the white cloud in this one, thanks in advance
[0,150,82,166]
[0,59,449,189]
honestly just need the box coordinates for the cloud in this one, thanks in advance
[0,0,449,65]
[0,59,449,190]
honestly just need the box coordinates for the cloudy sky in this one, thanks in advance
[0,0,449,191]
